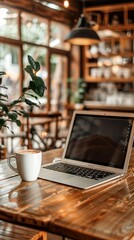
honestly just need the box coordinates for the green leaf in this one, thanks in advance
[0,85,8,90]
[12,110,22,116]
[0,93,8,99]
[29,81,36,91]
[0,102,9,113]
[32,75,46,92]
[0,98,8,102]
[7,112,18,121]
[28,55,37,71]
[0,119,6,129]
[29,79,45,97]
[20,110,29,117]
[36,85,45,97]
[27,56,40,73]
[16,119,21,127]
[25,93,38,100]
[24,65,33,75]
[35,61,40,72]
[25,98,39,107]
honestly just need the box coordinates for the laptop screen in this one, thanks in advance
[65,114,133,169]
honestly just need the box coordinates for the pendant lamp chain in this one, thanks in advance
[82,0,86,15]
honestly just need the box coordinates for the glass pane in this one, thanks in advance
[0,6,19,39]
[50,21,70,50]
[50,54,68,112]
[0,43,20,101]
[21,13,49,45]
[23,44,48,109]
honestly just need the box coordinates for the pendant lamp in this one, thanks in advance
[64,1,101,45]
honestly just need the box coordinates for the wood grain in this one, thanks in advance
[0,148,134,240]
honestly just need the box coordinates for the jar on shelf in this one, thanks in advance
[112,15,119,25]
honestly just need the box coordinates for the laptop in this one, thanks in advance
[39,111,134,189]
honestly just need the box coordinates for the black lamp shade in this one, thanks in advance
[64,15,101,45]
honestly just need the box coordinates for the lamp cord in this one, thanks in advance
[82,0,86,15]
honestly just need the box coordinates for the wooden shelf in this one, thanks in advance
[86,52,134,59]
[85,77,134,83]
[99,24,134,31]
[84,3,134,83]
[102,35,134,41]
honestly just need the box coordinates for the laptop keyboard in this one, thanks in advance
[44,162,114,180]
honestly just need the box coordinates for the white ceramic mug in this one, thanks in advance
[7,149,42,181]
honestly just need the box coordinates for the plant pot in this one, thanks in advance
[74,103,84,110]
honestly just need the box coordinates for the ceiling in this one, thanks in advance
[78,0,134,7]
[3,0,132,25]
[43,0,134,14]
[35,1,134,13]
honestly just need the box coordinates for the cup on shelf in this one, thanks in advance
[7,149,42,181]
[104,68,111,79]
[91,68,97,78]
[97,68,103,78]
[122,68,131,79]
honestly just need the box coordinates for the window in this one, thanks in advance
[50,54,68,113]
[21,12,49,45]
[0,43,20,101]
[50,21,70,50]
[0,6,19,39]
[0,4,71,112]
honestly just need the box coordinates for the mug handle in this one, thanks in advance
[7,155,18,173]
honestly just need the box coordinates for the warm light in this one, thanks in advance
[64,0,69,8]
[41,131,48,138]
[50,39,60,47]
[27,21,32,28]
[98,61,103,67]
[0,8,8,26]
[0,8,8,18]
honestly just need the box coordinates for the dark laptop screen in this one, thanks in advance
[65,114,133,169]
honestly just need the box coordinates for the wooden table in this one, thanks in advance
[0,148,134,240]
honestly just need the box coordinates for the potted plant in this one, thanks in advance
[0,55,47,157]
[67,77,87,109]
[0,55,46,133]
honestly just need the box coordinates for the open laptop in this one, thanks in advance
[39,111,134,189]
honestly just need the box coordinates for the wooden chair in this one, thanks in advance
[0,220,47,240]
[0,126,26,154]
[31,231,47,240]
[24,111,62,150]
[0,144,7,160]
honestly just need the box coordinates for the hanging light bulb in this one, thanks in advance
[64,0,101,45]
[64,0,69,8]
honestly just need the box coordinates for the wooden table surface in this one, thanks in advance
[0,148,134,240]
